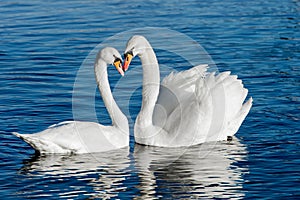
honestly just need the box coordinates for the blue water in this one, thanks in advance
[1,0,299,199]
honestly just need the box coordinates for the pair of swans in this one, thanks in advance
[13,36,252,154]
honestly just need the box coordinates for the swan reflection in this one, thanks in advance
[19,147,130,199]
[19,138,248,199]
[133,136,248,199]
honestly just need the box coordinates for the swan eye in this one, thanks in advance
[114,57,122,63]
[113,57,122,67]
[124,50,133,61]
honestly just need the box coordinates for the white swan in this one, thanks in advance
[123,35,252,147]
[13,47,129,154]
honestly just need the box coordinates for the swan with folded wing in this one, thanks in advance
[13,47,129,154]
[122,35,252,147]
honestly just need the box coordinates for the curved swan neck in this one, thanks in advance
[137,40,160,126]
[94,59,128,131]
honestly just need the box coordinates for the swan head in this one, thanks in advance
[99,47,124,76]
[123,35,149,71]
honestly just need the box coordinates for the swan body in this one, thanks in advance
[123,35,252,147]
[13,47,129,154]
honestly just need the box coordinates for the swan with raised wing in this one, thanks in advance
[13,47,129,154]
[123,35,252,147]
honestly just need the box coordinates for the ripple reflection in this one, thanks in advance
[19,147,130,199]
[133,137,248,199]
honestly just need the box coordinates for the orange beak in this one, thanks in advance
[122,51,133,72]
[113,59,124,76]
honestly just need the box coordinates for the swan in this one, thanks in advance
[13,47,129,154]
[122,35,252,147]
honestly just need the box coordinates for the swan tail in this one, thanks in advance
[12,132,72,154]
[13,132,42,151]
[12,132,31,142]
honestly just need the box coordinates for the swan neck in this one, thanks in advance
[138,43,160,127]
[95,59,128,131]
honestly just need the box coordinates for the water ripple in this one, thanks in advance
[0,0,299,199]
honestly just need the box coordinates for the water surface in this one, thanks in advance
[0,0,299,199]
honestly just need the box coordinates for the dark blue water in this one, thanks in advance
[1,0,299,199]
